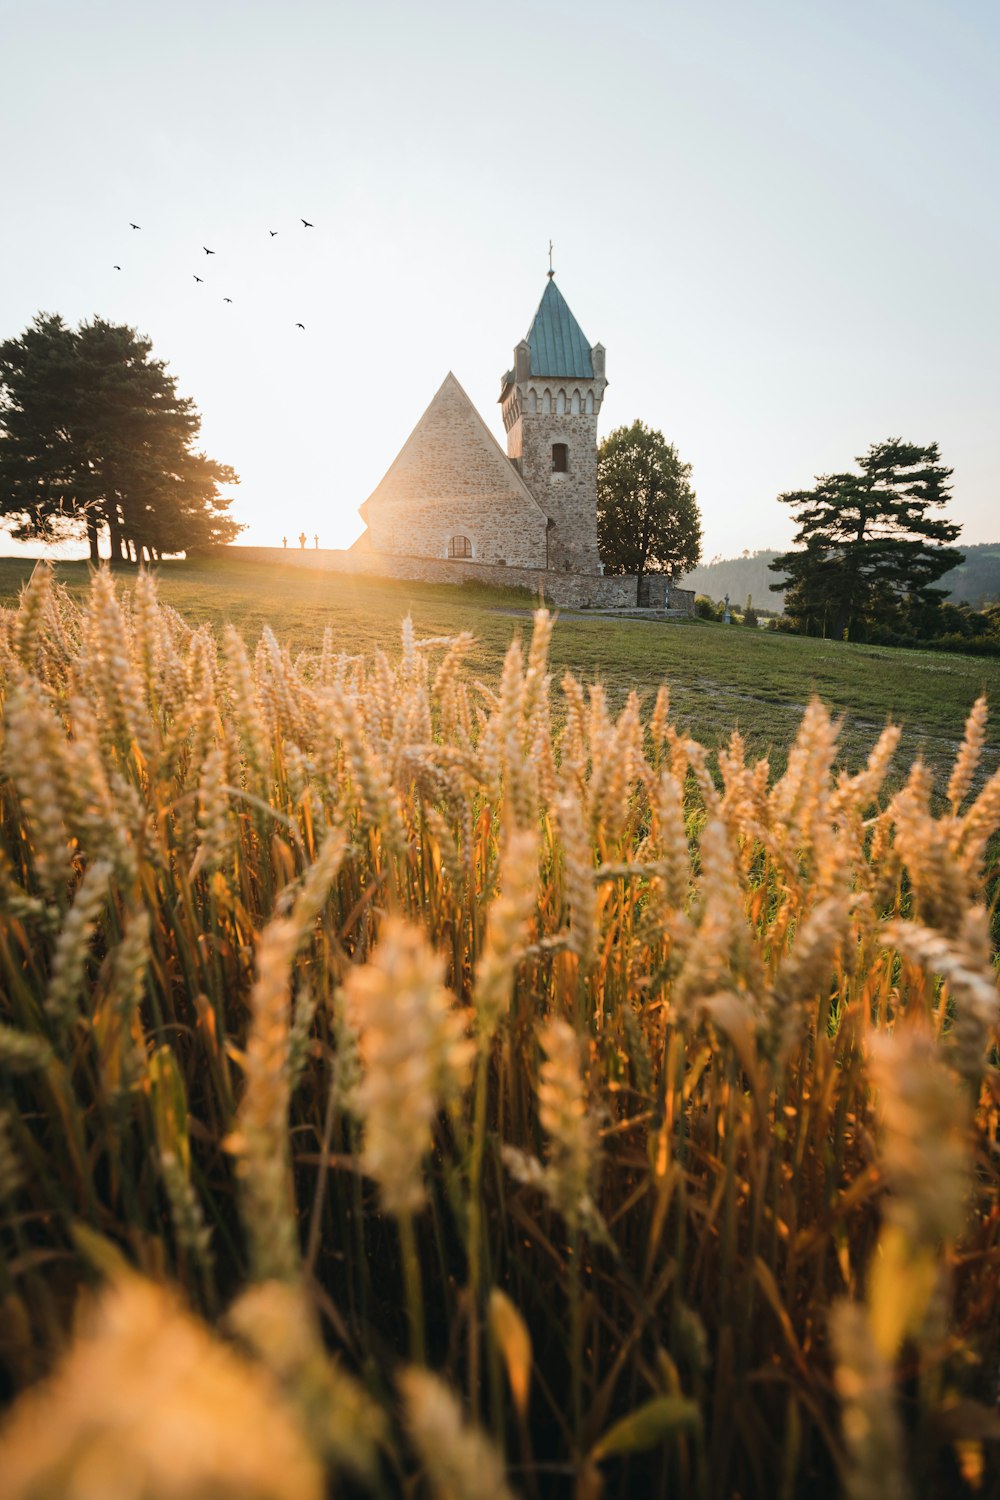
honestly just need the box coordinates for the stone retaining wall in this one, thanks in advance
[200,546,696,615]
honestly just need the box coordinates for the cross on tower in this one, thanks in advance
[547,240,554,279]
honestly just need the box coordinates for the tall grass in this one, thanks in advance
[0,562,998,1499]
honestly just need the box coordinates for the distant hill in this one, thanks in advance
[938,543,1000,606]
[677,551,788,609]
[678,542,1000,610]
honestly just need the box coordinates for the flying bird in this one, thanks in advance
[129,222,141,229]
[223,297,233,303]
[295,322,305,329]
[193,275,204,283]
[113,265,121,271]
[301,219,314,228]
[203,246,215,255]
[269,230,278,237]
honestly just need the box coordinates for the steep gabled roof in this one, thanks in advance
[358,371,546,522]
[525,278,594,379]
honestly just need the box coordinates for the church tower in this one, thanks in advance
[499,272,606,572]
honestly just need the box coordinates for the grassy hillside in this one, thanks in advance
[680,540,1000,610]
[1,554,998,786]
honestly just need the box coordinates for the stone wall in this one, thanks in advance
[204,545,650,609]
[502,372,606,576]
[517,411,602,573]
[201,545,697,615]
[373,498,547,570]
[667,586,696,616]
[362,373,549,568]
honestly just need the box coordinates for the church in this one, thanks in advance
[354,271,609,578]
[224,269,694,612]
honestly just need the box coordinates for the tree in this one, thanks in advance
[597,421,702,605]
[770,439,962,640]
[0,314,241,563]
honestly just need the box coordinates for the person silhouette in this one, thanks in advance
[282,536,287,548]
[298,532,307,549]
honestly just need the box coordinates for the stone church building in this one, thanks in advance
[356,274,608,580]
[217,270,694,612]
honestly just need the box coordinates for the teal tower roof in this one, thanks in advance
[525,278,594,379]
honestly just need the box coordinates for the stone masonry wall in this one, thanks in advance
[363,374,548,568]
[369,498,548,570]
[516,410,602,574]
[204,546,652,609]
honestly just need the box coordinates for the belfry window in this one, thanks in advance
[552,443,568,473]
[447,535,473,559]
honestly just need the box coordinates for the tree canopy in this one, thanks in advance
[770,439,962,639]
[597,421,702,603]
[0,314,241,562]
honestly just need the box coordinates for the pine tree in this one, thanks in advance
[0,314,241,562]
[770,440,962,639]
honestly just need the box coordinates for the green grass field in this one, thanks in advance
[2,553,998,783]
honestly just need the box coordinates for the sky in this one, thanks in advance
[2,0,998,561]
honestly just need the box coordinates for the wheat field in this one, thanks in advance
[0,563,998,1499]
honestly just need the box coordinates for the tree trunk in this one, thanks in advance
[86,513,100,565]
[107,507,124,563]
[833,577,855,638]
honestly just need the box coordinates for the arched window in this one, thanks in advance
[571,389,581,415]
[556,389,566,416]
[542,388,551,415]
[447,535,472,559]
[552,443,568,473]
